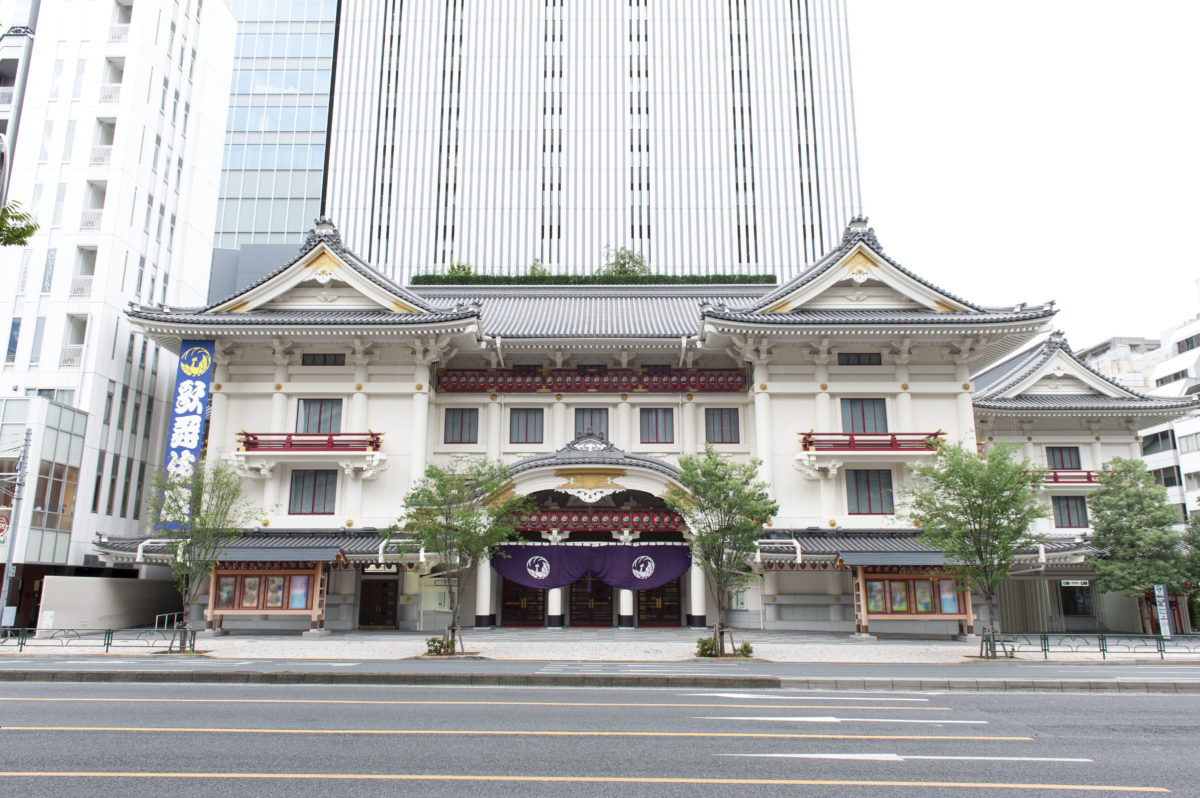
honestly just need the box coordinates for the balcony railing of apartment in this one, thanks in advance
[99,83,121,103]
[69,275,93,297]
[800,431,945,452]
[237,431,384,452]
[90,145,112,166]
[1044,469,1100,485]
[0,86,12,106]
[79,209,103,230]
[59,345,84,367]
[108,23,129,43]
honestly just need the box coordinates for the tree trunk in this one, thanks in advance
[1137,596,1154,634]
[985,591,999,635]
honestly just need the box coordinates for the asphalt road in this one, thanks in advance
[1,653,1198,683]
[0,683,1193,796]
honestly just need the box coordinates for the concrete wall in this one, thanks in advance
[36,576,179,630]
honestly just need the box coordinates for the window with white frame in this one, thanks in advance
[704,407,739,444]
[841,398,887,433]
[510,408,543,444]
[846,470,894,514]
[1052,495,1088,528]
[639,408,674,444]
[289,469,337,514]
[1046,446,1081,470]
[297,399,342,433]
[444,408,479,444]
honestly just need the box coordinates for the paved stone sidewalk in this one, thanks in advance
[5,627,1188,663]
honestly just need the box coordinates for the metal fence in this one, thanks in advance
[983,631,1200,660]
[0,627,197,653]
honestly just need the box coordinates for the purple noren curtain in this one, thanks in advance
[491,545,691,591]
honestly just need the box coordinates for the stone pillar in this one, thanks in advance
[349,356,369,431]
[762,571,780,624]
[682,398,698,453]
[546,587,565,627]
[618,588,634,628]
[753,362,773,489]
[475,563,494,627]
[270,359,288,431]
[341,466,363,519]
[814,356,832,431]
[209,355,230,456]
[485,398,502,459]
[1090,437,1104,471]
[818,474,836,522]
[617,399,633,450]
[895,363,913,432]
[402,567,420,595]
[955,362,974,444]
[552,398,568,446]
[687,560,707,627]
[410,364,431,486]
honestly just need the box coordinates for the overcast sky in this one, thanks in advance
[849,1,1200,349]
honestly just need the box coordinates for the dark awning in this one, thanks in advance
[217,546,343,562]
[839,551,945,567]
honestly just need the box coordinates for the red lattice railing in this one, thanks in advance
[517,508,685,532]
[436,368,747,394]
[800,431,945,452]
[237,432,383,452]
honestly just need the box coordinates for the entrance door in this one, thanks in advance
[570,576,613,627]
[358,579,399,629]
[638,578,682,626]
[501,579,545,626]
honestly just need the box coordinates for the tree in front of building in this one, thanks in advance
[398,459,531,654]
[597,245,650,279]
[1087,457,1188,633]
[144,458,261,641]
[901,441,1048,639]
[665,445,778,656]
[0,201,37,246]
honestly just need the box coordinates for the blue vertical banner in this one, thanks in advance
[165,339,215,480]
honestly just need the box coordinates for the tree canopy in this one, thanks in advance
[597,245,650,279]
[901,441,1048,634]
[398,458,531,652]
[664,445,777,654]
[1088,457,1188,598]
[143,458,261,634]
[0,201,37,247]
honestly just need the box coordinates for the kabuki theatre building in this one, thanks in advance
[94,218,1197,637]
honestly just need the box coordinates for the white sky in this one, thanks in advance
[849,1,1200,349]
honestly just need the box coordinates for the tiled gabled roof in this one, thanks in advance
[702,306,1056,326]
[94,528,394,563]
[126,307,477,326]
[510,434,681,479]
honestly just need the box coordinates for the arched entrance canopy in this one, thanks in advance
[506,434,684,502]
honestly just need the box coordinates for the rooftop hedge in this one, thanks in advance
[410,273,777,286]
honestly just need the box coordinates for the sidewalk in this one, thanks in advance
[3,627,1196,663]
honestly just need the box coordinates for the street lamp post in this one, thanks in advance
[0,428,31,627]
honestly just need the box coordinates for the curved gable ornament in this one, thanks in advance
[507,433,682,501]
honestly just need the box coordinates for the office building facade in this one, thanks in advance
[325,0,862,281]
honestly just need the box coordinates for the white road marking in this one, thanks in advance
[696,715,986,725]
[684,693,929,702]
[329,663,360,667]
[721,753,1093,763]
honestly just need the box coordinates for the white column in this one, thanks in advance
[814,356,832,431]
[485,398,501,459]
[762,571,780,624]
[409,364,431,486]
[341,466,363,523]
[270,359,288,431]
[682,398,698,452]
[818,474,836,523]
[688,560,707,627]
[753,362,773,489]
[1090,438,1104,471]
[955,362,975,444]
[618,588,634,628]
[552,398,568,445]
[349,355,369,430]
[402,567,420,595]
[475,563,494,627]
[616,399,633,450]
[209,356,230,456]
[895,363,913,431]
[547,586,564,627]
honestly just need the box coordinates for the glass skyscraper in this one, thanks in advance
[214,0,337,248]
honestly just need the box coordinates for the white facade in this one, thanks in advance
[0,0,234,583]
[325,0,861,280]
[107,218,1072,637]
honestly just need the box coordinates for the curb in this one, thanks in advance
[0,670,782,689]
[779,677,1200,694]
[0,670,1198,692]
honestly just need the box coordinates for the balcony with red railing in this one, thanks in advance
[230,431,388,480]
[436,367,748,394]
[238,431,383,452]
[518,508,685,533]
[1043,469,1100,487]
[799,431,945,453]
